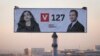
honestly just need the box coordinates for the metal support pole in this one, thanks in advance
[52,32,58,56]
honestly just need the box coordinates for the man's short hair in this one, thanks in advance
[70,10,78,17]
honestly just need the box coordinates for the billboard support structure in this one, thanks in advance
[52,32,58,56]
[14,6,19,9]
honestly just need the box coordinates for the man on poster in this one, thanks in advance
[67,10,84,32]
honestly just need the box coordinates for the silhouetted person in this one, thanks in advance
[17,10,40,32]
[67,10,84,32]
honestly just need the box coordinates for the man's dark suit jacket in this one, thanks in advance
[67,21,84,32]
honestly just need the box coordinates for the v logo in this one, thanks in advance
[41,13,49,22]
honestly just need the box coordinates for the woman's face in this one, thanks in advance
[23,11,32,22]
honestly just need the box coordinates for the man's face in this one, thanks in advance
[69,11,77,22]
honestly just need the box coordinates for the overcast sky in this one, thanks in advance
[0,0,100,53]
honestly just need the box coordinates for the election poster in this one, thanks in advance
[14,8,87,33]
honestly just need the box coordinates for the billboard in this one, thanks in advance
[14,8,87,33]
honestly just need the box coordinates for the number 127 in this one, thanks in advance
[52,14,65,21]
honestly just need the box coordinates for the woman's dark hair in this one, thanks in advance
[70,10,78,17]
[18,10,38,28]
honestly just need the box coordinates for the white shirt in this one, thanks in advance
[70,20,77,29]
